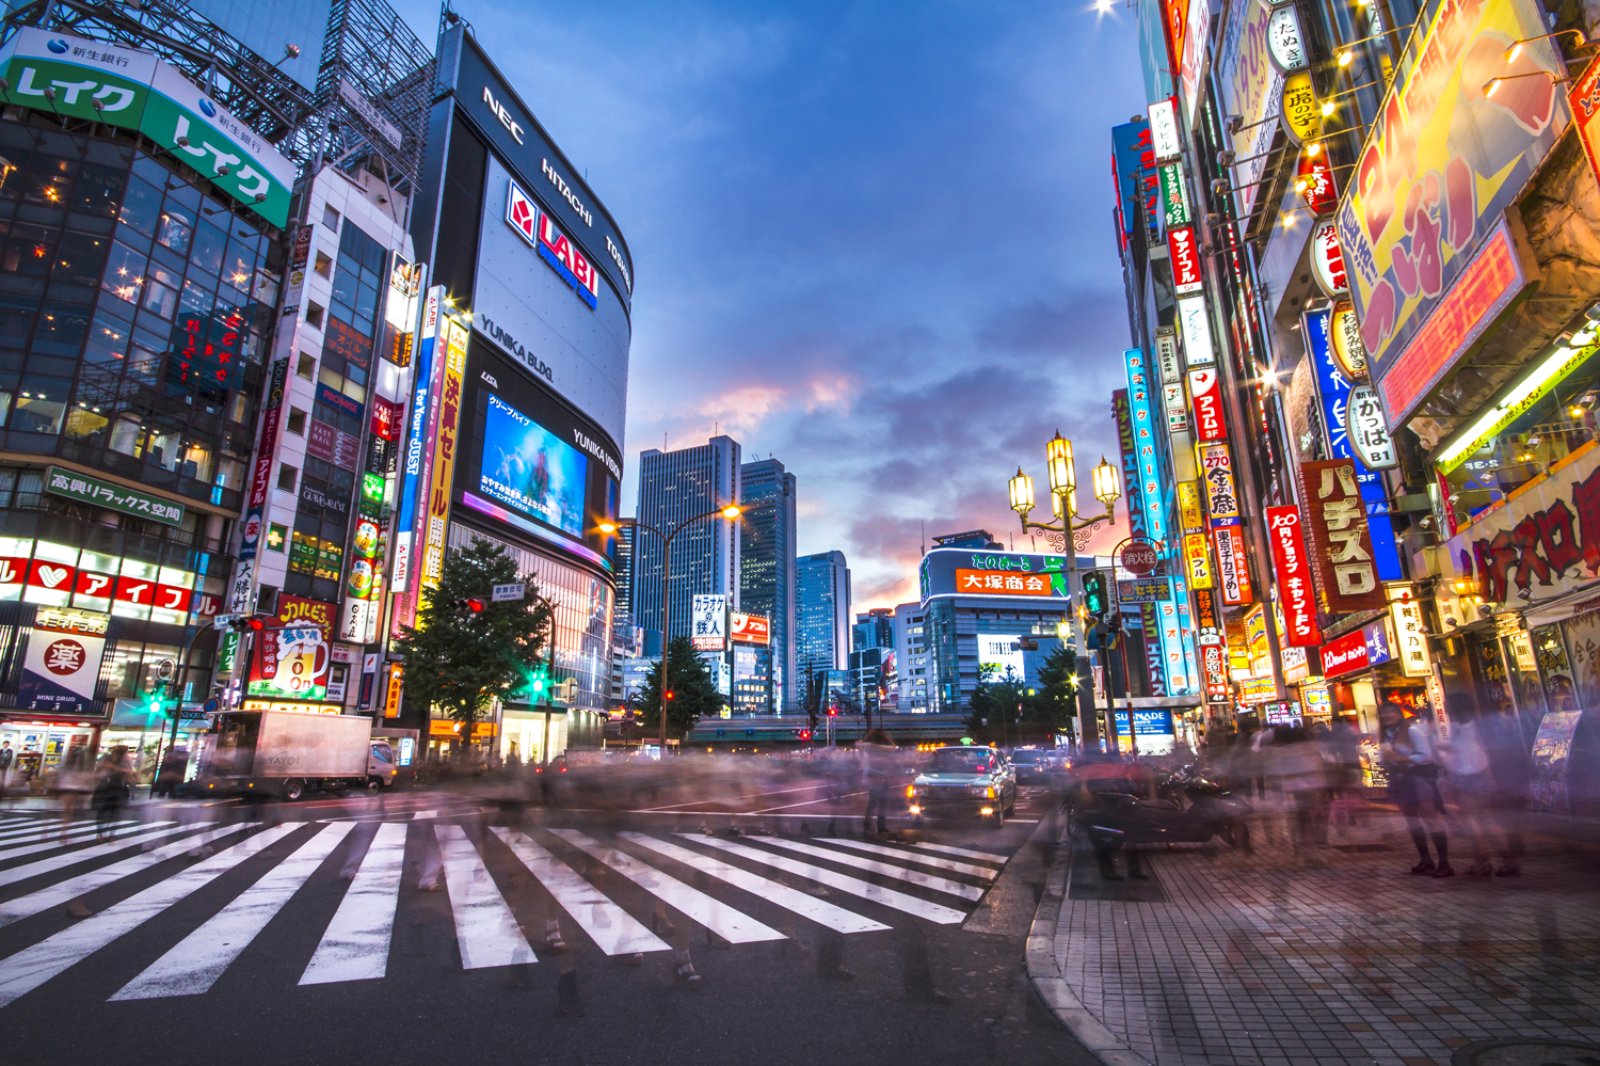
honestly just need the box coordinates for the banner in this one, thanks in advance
[1214,525,1253,605]
[1335,0,1567,377]
[18,611,107,714]
[1301,459,1385,612]
[691,594,727,652]
[419,318,469,592]
[249,596,335,701]
[1198,441,1240,525]
[1266,506,1321,647]
[1188,367,1226,441]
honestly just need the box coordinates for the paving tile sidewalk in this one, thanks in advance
[1028,807,1600,1066]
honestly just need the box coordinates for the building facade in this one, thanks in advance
[891,602,929,713]
[796,549,849,711]
[738,457,796,710]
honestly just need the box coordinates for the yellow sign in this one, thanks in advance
[1177,481,1204,534]
[428,719,497,739]
[1184,532,1214,589]
[240,699,342,715]
[1279,71,1322,145]
[419,317,470,593]
[383,663,403,719]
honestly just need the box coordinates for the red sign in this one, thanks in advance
[1188,368,1226,442]
[1296,154,1337,214]
[1118,541,1160,577]
[1309,218,1348,297]
[1301,459,1386,612]
[1213,526,1253,606]
[1167,224,1203,294]
[1573,55,1600,194]
[1376,219,1528,424]
[1266,506,1321,647]
[371,397,402,442]
[730,612,771,646]
[1320,629,1370,679]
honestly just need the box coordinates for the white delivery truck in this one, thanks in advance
[197,709,398,800]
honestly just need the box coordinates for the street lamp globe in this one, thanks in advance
[1045,431,1076,497]
[1092,456,1121,511]
[1008,468,1035,516]
[720,504,743,520]
[597,520,619,535]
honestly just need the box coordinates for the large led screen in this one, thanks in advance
[459,340,620,571]
[478,394,589,537]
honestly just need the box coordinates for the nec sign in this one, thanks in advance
[482,85,524,144]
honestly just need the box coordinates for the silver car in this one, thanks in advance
[908,746,1018,828]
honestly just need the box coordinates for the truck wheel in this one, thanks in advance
[365,776,384,794]
[282,778,306,801]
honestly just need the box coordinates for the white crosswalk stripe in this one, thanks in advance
[0,820,140,847]
[906,840,1009,863]
[552,829,785,946]
[300,823,408,986]
[493,829,668,957]
[435,825,535,970]
[0,822,175,864]
[0,824,1013,1003]
[111,823,356,1000]
[0,824,297,1009]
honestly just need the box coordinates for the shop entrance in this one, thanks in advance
[0,719,98,789]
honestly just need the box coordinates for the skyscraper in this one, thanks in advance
[796,550,851,710]
[633,436,743,655]
[892,603,930,712]
[739,458,797,710]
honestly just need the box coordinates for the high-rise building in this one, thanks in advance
[633,436,742,656]
[739,458,796,710]
[796,550,850,710]
[892,603,930,713]
[852,608,895,653]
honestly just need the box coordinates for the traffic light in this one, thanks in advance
[215,614,267,633]
[798,729,812,742]
[143,689,166,717]
[464,597,485,613]
[1081,569,1110,621]
[528,663,549,699]
[664,690,675,701]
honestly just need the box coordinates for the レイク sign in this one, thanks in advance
[1266,506,1321,647]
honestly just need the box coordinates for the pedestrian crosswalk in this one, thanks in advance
[0,814,1012,1006]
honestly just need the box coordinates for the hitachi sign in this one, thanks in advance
[482,86,524,144]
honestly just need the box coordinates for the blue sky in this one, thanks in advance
[394,0,1146,607]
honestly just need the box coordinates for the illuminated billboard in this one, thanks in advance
[459,343,620,571]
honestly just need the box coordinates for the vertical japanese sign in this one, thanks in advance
[1213,525,1253,605]
[1188,367,1226,441]
[1301,458,1386,611]
[1303,307,1401,580]
[419,318,469,592]
[1112,119,1161,246]
[1168,225,1203,293]
[1124,350,1170,546]
[1266,505,1321,647]
[1388,586,1433,678]
[691,594,728,652]
[391,286,442,596]
[229,356,290,615]
[1114,391,1149,543]
[1198,442,1240,525]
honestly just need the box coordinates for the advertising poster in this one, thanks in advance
[691,594,727,652]
[477,394,589,536]
[18,613,107,714]
[1301,458,1386,611]
[1266,505,1321,646]
[1335,0,1567,376]
[1529,710,1582,812]
[419,318,469,592]
[249,596,335,701]
[730,612,771,645]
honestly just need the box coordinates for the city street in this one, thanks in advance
[0,782,1092,1065]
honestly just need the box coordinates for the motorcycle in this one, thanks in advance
[1074,768,1254,852]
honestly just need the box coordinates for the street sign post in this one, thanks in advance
[491,582,526,603]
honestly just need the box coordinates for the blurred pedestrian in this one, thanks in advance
[1273,724,1331,852]
[1323,716,1365,829]
[1435,693,1496,876]
[1378,701,1451,877]
[1479,690,1530,876]
[0,739,14,791]
[860,729,896,836]
[90,745,134,841]
[55,747,93,839]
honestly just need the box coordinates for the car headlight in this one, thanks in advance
[970,783,988,796]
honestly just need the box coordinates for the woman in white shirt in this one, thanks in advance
[1378,701,1452,877]
[1435,694,1496,877]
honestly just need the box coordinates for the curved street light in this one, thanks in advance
[600,504,743,757]
[1007,430,1121,747]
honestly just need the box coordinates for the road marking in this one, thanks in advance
[0,824,197,891]
[639,781,830,813]
[0,822,174,863]
[751,790,866,813]
[300,823,408,985]
[552,829,784,946]
[819,837,1001,880]
[0,819,140,847]
[906,840,1009,863]
[621,833,888,935]
[0,824,295,1009]
[111,823,355,1000]
[684,835,967,925]
[1007,819,1039,824]
[0,824,255,925]
[435,825,535,970]
[744,836,985,901]
[493,829,668,957]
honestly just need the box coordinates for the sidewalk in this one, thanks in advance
[1027,807,1600,1066]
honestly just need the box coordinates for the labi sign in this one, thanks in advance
[0,28,294,227]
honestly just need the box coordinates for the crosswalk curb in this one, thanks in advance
[1023,814,1153,1066]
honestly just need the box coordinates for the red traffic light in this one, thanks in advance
[799,729,811,741]
[827,708,837,717]
[465,598,485,613]
[664,690,675,701]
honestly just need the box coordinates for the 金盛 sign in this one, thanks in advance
[1335,0,1566,379]
[1198,441,1240,525]
[1302,459,1385,612]
[0,28,293,226]
[1188,368,1226,441]
[45,467,183,526]
[730,612,771,646]
[1266,505,1321,647]
[1376,218,1531,423]
[1213,525,1253,605]
[691,593,727,651]
[955,569,1061,598]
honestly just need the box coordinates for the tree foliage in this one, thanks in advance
[639,636,722,736]
[1033,643,1080,732]
[393,540,552,741]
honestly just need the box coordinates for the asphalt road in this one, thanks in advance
[0,777,1095,1066]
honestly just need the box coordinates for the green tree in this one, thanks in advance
[393,540,552,747]
[1032,643,1080,735]
[639,636,722,736]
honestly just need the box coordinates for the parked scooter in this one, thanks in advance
[1074,767,1254,852]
